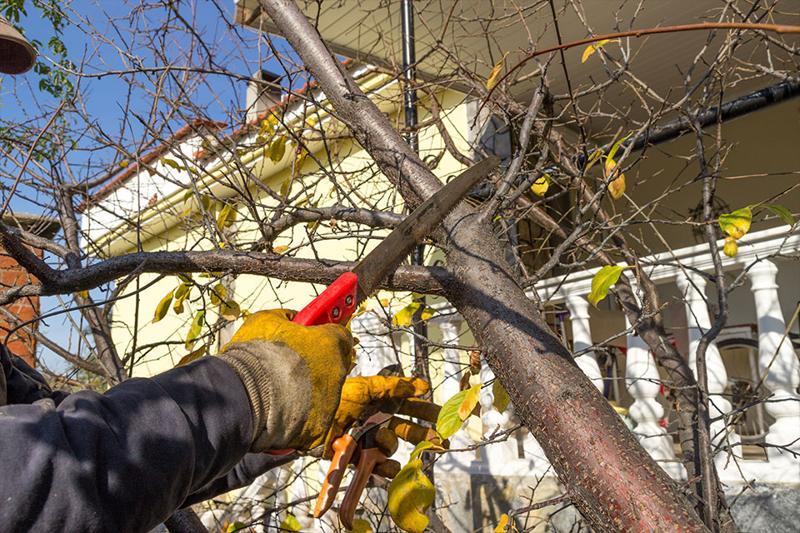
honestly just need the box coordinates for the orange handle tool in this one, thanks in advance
[313,434,358,518]
[338,447,389,530]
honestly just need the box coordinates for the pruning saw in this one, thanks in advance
[286,156,498,526]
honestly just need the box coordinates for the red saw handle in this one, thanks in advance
[293,271,359,326]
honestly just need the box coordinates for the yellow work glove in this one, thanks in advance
[218,309,354,452]
[324,375,443,478]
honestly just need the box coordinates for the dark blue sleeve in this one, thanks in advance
[0,357,254,533]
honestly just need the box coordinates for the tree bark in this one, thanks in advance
[259,1,708,530]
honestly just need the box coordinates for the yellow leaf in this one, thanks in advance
[220,299,241,321]
[387,458,434,533]
[605,157,625,200]
[185,309,205,350]
[347,519,373,533]
[581,38,619,63]
[492,379,510,413]
[379,298,391,307]
[153,289,175,323]
[419,306,435,322]
[588,265,629,307]
[608,173,626,200]
[486,53,508,90]
[607,134,631,163]
[392,303,421,328]
[585,149,604,172]
[279,175,293,197]
[259,113,278,135]
[161,157,184,170]
[458,383,481,420]
[269,135,287,162]
[119,159,129,168]
[410,440,445,461]
[531,173,550,197]
[272,245,289,254]
[495,513,511,533]
[718,207,752,239]
[176,345,207,367]
[226,522,247,533]
[723,236,738,258]
[76,290,89,300]
[279,514,301,531]
[294,147,309,173]
[216,203,237,229]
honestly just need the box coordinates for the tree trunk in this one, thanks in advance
[259,1,708,530]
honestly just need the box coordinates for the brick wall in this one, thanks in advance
[0,246,42,367]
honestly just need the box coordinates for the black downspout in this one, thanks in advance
[401,0,431,394]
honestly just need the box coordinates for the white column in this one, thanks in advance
[438,319,464,399]
[350,316,397,376]
[746,260,800,464]
[675,272,741,456]
[564,293,604,392]
[625,314,685,478]
[475,355,523,476]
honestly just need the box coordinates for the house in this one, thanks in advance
[82,1,800,530]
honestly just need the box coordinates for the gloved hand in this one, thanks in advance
[218,309,354,452]
[324,375,443,478]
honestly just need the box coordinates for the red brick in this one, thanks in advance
[0,244,42,367]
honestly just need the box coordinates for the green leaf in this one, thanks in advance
[173,282,192,314]
[718,207,752,239]
[606,134,631,163]
[220,300,241,321]
[531,173,550,197]
[387,458,435,533]
[764,204,795,226]
[437,384,481,439]
[588,265,629,307]
[226,522,247,533]
[210,283,227,306]
[269,135,287,162]
[279,513,301,531]
[347,519,374,533]
[161,157,184,171]
[185,310,205,350]
[492,380,510,413]
[153,289,174,323]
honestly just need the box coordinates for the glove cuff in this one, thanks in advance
[218,341,311,451]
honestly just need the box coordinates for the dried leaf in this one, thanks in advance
[493,379,510,413]
[531,173,550,197]
[486,53,508,90]
[185,309,205,350]
[176,345,207,367]
[588,265,629,307]
[153,289,174,323]
[387,458,435,533]
[581,38,619,63]
[723,236,738,258]
[718,207,752,239]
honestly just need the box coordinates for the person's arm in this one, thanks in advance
[0,357,253,533]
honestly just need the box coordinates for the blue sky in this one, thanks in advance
[1,0,295,374]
